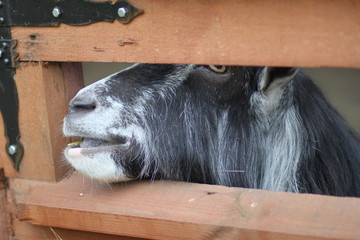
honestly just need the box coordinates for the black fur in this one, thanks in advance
[64,64,360,197]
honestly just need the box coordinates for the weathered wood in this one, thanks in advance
[0,169,12,240]
[10,173,360,240]
[0,63,83,181]
[61,63,84,104]
[0,189,8,240]
[5,172,141,240]
[12,222,145,240]
[8,180,142,240]
[11,0,360,68]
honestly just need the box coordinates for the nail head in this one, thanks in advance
[8,145,17,155]
[117,7,128,18]
[52,7,62,18]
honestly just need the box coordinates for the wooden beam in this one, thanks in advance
[0,63,83,181]
[0,169,12,240]
[11,0,360,68]
[12,222,145,240]
[5,172,143,240]
[10,173,360,240]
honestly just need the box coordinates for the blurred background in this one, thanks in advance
[82,63,360,133]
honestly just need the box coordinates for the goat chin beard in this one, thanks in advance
[65,145,132,183]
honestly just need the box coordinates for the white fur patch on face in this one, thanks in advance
[63,65,153,182]
[63,105,125,141]
[64,146,132,182]
[63,64,196,182]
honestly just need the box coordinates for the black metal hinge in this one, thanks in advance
[0,0,143,26]
[0,0,143,171]
[0,25,23,170]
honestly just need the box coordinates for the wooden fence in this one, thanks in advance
[1,0,360,239]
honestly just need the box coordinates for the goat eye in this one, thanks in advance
[208,65,227,73]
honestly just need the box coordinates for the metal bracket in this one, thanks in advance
[0,26,23,170]
[0,0,143,26]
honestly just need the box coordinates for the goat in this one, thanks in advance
[63,64,360,197]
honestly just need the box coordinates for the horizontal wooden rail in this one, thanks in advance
[11,0,360,68]
[9,172,360,240]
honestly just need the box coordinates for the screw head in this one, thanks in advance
[0,1,3,8]
[0,17,5,24]
[117,7,128,18]
[3,58,10,65]
[0,50,3,58]
[52,7,62,18]
[8,145,17,155]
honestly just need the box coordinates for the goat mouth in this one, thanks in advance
[65,137,128,157]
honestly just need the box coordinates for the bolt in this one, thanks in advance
[117,7,128,18]
[0,1,3,8]
[8,145,17,155]
[4,58,10,65]
[0,17,5,24]
[52,7,62,18]
[0,50,3,58]
[2,42,8,48]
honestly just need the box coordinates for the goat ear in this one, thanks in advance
[254,67,298,114]
[258,67,298,95]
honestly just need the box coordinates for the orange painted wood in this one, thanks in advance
[0,63,83,181]
[11,0,360,68]
[5,173,143,240]
[10,173,360,240]
[61,63,84,104]
[12,222,145,240]
[0,189,7,240]
[0,169,11,240]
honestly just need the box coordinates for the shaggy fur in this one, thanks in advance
[63,64,360,197]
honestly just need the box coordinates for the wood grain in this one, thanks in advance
[10,172,360,240]
[11,0,360,68]
[6,175,142,240]
[12,222,145,240]
[0,169,11,240]
[0,63,83,181]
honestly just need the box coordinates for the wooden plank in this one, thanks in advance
[5,177,144,240]
[11,0,360,68]
[0,169,12,240]
[10,173,360,240]
[12,222,145,240]
[61,63,84,104]
[0,63,83,181]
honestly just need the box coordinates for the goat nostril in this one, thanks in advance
[69,95,96,114]
[73,103,96,111]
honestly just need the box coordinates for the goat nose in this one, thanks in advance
[68,94,96,114]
